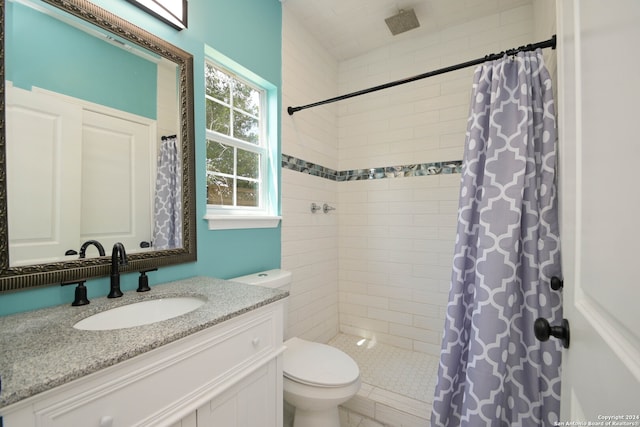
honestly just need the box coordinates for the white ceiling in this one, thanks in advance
[282,0,532,61]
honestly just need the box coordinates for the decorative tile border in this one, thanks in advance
[281,154,340,180]
[282,154,463,182]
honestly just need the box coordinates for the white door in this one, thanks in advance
[557,0,640,420]
[80,110,155,253]
[5,85,83,265]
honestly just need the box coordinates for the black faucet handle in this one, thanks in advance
[61,279,90,306]
[137,268,157,292]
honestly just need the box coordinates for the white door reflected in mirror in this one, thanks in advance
[7,86,155,266]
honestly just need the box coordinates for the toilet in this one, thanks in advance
[231,269,361,427]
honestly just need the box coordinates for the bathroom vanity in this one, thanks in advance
[0,277,287,426]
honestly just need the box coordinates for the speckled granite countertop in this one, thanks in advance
[0,276,287,409]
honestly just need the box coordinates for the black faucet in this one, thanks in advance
[109,242,128,298]
[79,240,105,258]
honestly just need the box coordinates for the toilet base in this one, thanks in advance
[292,406,340,427]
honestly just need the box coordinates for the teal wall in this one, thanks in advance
[7,1,157,119]
[1,0,283,316]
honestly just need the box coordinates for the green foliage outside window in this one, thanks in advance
[205,63,263,208]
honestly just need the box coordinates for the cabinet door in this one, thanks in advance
[168,411,197,427]
[197,361,277,427]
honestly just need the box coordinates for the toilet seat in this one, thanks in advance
[284,337,360,388]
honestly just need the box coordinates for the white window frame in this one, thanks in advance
[203,60,280,230]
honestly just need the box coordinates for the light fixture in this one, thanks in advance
[126,0,187,30]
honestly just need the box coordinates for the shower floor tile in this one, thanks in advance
[329,333,439,427]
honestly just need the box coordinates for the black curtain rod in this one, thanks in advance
[287,35,556,116]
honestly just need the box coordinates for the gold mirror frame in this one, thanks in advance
[0,0,197,293]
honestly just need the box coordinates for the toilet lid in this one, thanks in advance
[283,337,360,387]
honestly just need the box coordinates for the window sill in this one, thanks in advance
[204,215,282,230]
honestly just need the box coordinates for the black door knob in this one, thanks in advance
[534,318,570,349]
[550,276,563,290]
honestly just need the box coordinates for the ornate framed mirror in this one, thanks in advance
[1,0,196,292]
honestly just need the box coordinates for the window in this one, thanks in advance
[204,61,279,229]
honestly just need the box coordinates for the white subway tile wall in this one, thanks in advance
[338,174,460,356]
[281,168,339,343]
[282,6,341,344]
[281,7,339,173]
[282,4,535,355]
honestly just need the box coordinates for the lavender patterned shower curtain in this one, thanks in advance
[431,50,562,426]
[153,135,182,249]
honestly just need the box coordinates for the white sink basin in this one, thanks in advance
[74,297,206,331]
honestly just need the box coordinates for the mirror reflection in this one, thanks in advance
[6,0,182,267]
[1,0,196,292]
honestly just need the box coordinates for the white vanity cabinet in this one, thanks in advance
[195,358,278,426]
[0,301,284,427]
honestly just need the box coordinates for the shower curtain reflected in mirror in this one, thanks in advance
[432,50,562,426]
[153,135,182,249]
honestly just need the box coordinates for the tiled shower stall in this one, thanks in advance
[281,1,556,425]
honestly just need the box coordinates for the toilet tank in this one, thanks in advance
[231,269,292,292]
[231,269,291,339]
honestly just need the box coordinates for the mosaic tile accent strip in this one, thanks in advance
[282,154,462,182]
[281,154,340,180]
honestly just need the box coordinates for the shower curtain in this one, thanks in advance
[153,135,182,249]
[431,50,562,426]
